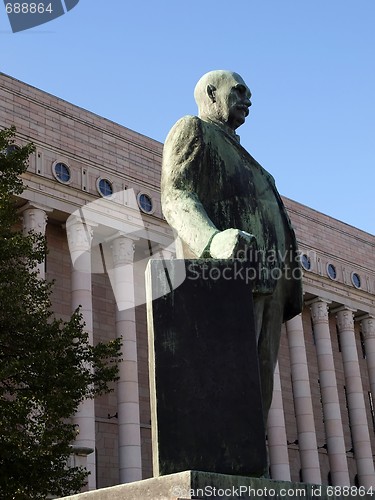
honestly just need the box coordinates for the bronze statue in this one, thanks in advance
[161,70,302,422]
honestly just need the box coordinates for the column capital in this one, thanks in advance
[112,235,137,267]
[361,316,375,340]
[20,204,52,235]
[309,298,331,323]
[335,308,355,332]
[65,215,98,229]
[18,201,53,215]
[331,305,357,314]
[305,297,331,307]
[106,231,139,244]
[356,313,375,322]
[66,219,95,253]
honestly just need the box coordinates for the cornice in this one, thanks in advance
[0,77,163,157]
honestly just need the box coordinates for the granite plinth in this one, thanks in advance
[57,471,371,499]
[146,259,266,478]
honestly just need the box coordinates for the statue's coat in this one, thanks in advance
[162,115,303,323]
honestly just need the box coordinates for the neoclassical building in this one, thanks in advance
[1,72,374,491]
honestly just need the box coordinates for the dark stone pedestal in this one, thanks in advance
[146,259,266,478]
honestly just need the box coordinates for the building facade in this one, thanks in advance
[1,72,375,490]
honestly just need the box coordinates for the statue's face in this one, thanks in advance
[213,74,252,130]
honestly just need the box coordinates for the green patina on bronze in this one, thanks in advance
[161,70,303,424]
[162,113,301,319]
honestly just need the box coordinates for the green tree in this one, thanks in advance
[0,127,122,499]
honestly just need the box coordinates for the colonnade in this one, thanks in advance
[21,206,375,488]
[267,297,375,488]
[22,206,143,489]
[65,221,144,488]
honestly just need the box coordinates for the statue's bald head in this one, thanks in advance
[194,70,251,130]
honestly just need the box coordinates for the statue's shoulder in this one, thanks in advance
[163,117,205,176]
[165,115,203,141]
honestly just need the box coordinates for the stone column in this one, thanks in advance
[111,235,142,483]
[267,362,291,481]
[66,219,96,490]
[362,317,375,405]
[336,308,375,488]
[310,299,350,486]
[21,204,49,279]
[286,314,321,484]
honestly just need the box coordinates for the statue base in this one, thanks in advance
[146,259,266,478]
[56,470,364,499]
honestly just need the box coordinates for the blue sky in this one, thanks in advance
[1,1,374,236]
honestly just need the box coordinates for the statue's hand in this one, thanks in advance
[209,229,257,259]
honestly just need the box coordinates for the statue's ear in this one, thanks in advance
[207,84,216,103]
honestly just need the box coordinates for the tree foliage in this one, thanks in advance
[0,127,122,499]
